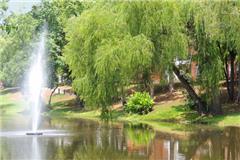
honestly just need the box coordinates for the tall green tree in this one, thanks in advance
[63,1,208,114]
[64,3,153,113]
[189,1,240,113]
[123,1,187,93]
[194,1,240,103]
[122,1,209,114]
[216,1,240,102]
[31,0,85,88]
[28,0,85,106]
[185,1,224,114]
[0,14,39,86]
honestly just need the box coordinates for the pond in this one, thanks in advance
[1,115,240,160]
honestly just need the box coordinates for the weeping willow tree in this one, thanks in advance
[215,1,240,102]
[64,2,153,114]
[180,2,219,114]
[125,1,211,113]
[195,20,223,114]
[188,1,240,114]
[178,1,224,114]
[193,1,240,103]
[64,1,213,115]
[65,1,236,115]
[123,1,188,91]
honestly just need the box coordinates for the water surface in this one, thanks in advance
[1,116,240,160]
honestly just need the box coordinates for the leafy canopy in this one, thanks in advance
[64,1,187,109]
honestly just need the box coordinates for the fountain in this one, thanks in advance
[0,24,71,160]
[0,25,70,139]
[25,26,47,135]
[0,25,71,141]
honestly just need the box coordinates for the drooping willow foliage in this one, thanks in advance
[64,1,187,110]
[192,1,240,111]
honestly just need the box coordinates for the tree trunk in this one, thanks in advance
[229,52,236,101]
[149,81,154,98]
[172,65,207,114]
[142,71,154,98]
[217,41,230,101]
[75,95,84,108]
[224,57,231,100]
[168,72,174,93]
[121,86,126,106]
[48,85,58,107]
[237,62,240,103]
[210,88,222,115]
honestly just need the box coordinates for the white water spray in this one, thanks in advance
[25,26,47,133]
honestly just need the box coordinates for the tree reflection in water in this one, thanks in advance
[1,118,240,160]
[49,120,240,160]
[185,127,240,160]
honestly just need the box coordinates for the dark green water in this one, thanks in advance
[1,115,240,160]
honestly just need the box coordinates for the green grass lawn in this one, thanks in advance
[199,113,240,126]
[47,94,240,127]
[2,89,240,127]
[117,102,198,123]
[0,89,25,116]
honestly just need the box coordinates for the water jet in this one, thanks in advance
[24,25,47,136]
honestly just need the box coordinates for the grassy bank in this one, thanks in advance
[47,95,240,127]
[0,88,25,116]
[2,88,240,127]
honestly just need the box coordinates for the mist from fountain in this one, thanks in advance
[0,25,71,140]
[25,26,47,134]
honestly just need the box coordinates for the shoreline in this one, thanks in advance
[2,88,240,129]
[45,105,240,128]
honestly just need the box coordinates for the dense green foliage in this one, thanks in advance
[0,0,84,87]
[0,14,39,86]
[2,1,240,116]
[32,0,85,87]
[124,92,153,115]
[188,1,240,113]
[64,1,187,110]
[64,3,153,108]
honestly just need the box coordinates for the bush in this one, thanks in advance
[124,92,153,114]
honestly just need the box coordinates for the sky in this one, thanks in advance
[7,0,41,14]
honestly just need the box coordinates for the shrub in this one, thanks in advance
[124,92,153,114]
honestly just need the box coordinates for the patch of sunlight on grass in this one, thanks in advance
[48,104,101,120]
[51,94,76,105]
[0,93,25,117]
[201,113,240,126]
[116,101,196,123]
